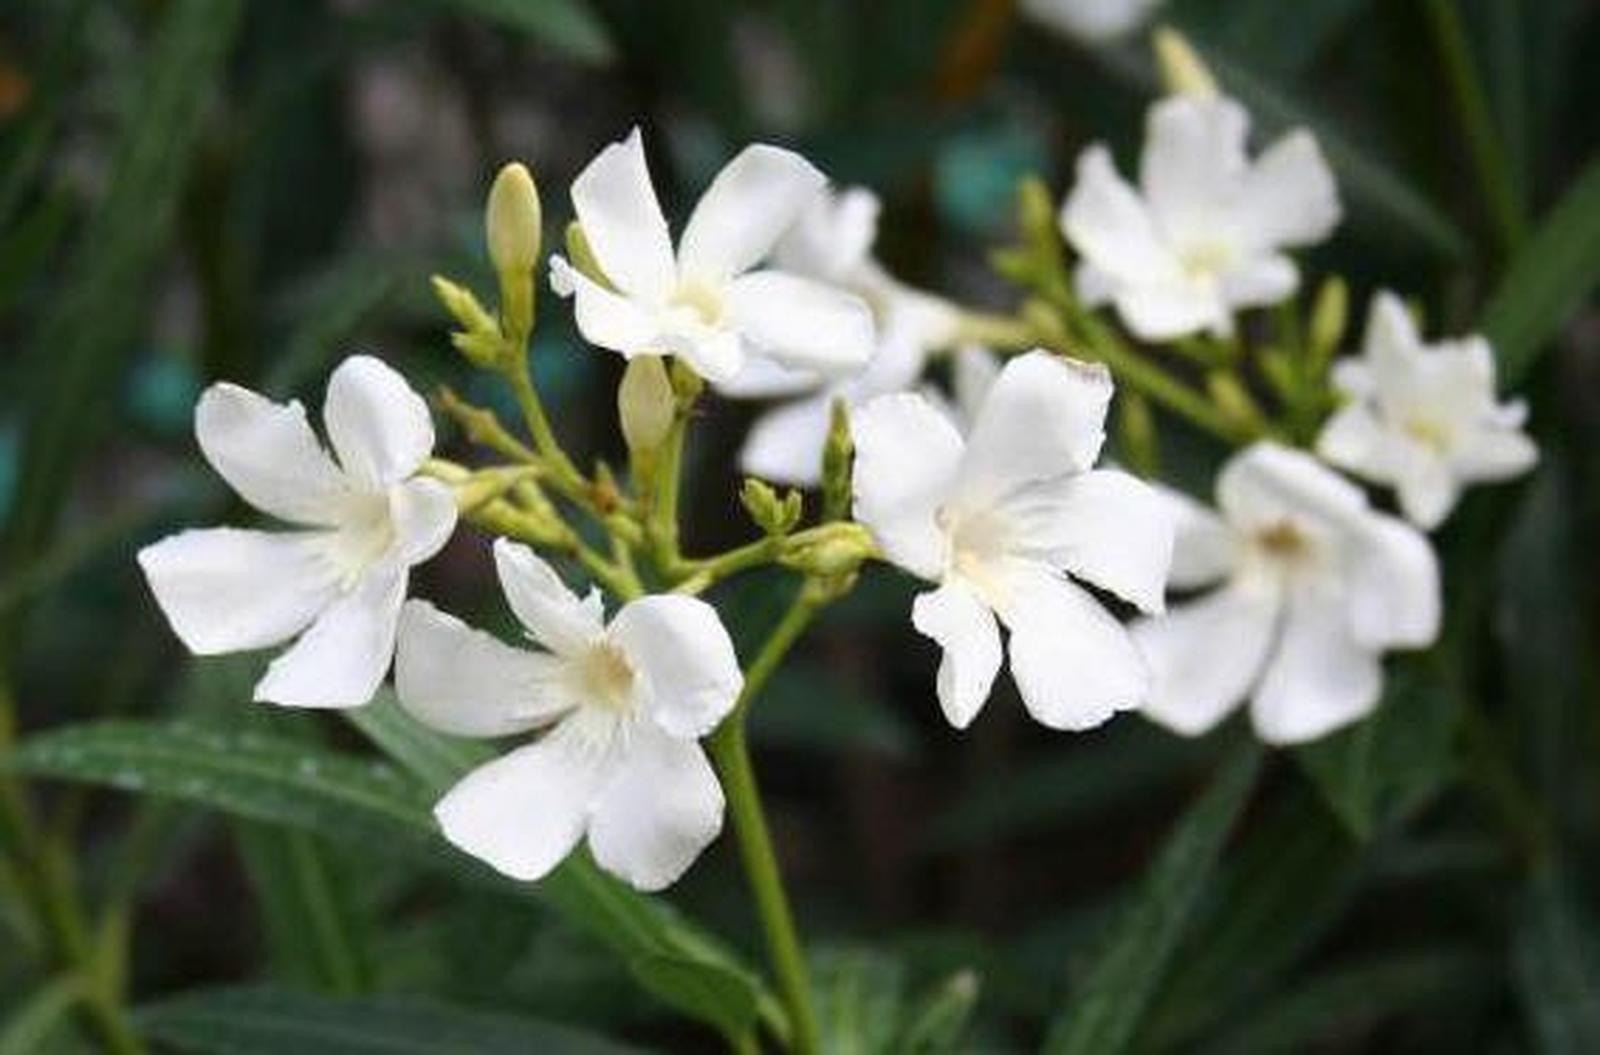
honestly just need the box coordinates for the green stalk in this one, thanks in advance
[706,590,824,1055]
[1422,0,1526,253]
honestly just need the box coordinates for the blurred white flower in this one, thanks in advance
[852,351,1173,731]
[1133,443,1439,745]
[396,540,742,891]
[1316,291,1537,529]
[1060,94,1339,341]
[549,128,873,386]
[736,187,964,483]
[1021,0,1163,44]
[138,356,457,708]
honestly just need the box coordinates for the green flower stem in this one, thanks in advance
[706,587,825,1055]
[647,415,689,574]
[944,309,1037,352]
[1421,0,1526,253]
[674,522,875,596]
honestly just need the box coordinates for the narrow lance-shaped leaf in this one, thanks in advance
[1043,743,1262,1055]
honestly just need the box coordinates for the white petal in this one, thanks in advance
[389,477,457,565]
[1234,129,1341,250]
[1114,280,1230,341]
[851,393,965,580]
[323,355,435,489]
[956,352,1111,506]
[1061,145,1181,285]
[951,345,1001,425]
[775,186,881,282]
[493,539,605,658]
[911,581,1003,729]
[1218,443,1366,534]
[739,394,833,485]
[253,563,406,708]
[714,356,824,399]
[1219,255,1299,309]
[1361,292,1423,397]
[659,326,745,386]
[395,600,569,738]
[549,256,663,358]
[1453,426,1538,483]
[999,561,1148,731]
[1157,484,1238,590]
[1140,96,1251,243]
[1022,468,1174,613]
[609,594,743,739]
[194,384,351,526]
[137,528,337,655]
[1134,576,1281,737]
[726,271,874,377]
[1344,515,1440,649]
[570,128,676,302]
[678,145,825,283]
[588,723,723,891]
[1251,584,1381,745]
[1315,401,1391,478]
[1394,457,1460,530]
[434,721,614,882]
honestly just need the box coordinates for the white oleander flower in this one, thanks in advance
[1061,94,1340,341]
[1020,0,1163,44]
[138,356,457,708]
[851,350,1173,730]
[396,540,742,891]
[1316,291,1537,530]
[1133,443,1440,745]
[549,128,874,387]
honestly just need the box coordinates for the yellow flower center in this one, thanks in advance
[669,278,726,327]
[578,641,637,712]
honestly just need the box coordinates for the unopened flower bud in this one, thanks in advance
[618,356,676,464]
[821,398,854,522]
[1116,392,1159,478]
[431,275,497,335]
[1207,371,1266,436]
[486,162,542,276]
[740,478,802,537]
[1308,275,1349,369]
[1153,26,1218,99]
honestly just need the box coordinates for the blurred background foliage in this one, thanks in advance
[1,0,1599,1051]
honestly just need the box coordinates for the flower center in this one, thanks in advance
[1178,239,1236,280]
[1403,415,1452,454]
[668,278,727,327]
[322,493,395,589]
[937,504,1013,602]
[578,641,637,713]
[1253,518,1313,563]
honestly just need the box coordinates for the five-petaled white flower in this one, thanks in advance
[395,540,743,891]
[737,187,961,483]
[549,128,874,388]
[1061,94,1340,341]
[851,350,1174,730]
[1315,291,1537,530]
[138,355,457,708]
[1133,443,1440,745]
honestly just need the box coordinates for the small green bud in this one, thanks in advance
[453,466,537,513]
[618,356,676,466]
[431,275,497,334]
[781,523,875,578]
[1116,392,1159,478]
[1153,26,1218,99]
[740,478,803,536]
[486,162,542,276]
[450,330,504,370]
[821,398,854,522]
[1206,371,1266,435]
[668,356,705,406]
[1308,276,1349,368]
[1017,176,1058,249]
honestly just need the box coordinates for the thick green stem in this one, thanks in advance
[706,590,824,1055]
[1422,0,1526,253]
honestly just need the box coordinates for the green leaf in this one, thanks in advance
[895,970,980,1054]
[1481,159,1600,386]
[235,825,372,995]
[812,947,905,1055]
[1042,743,1262,1055]
[133,986,643,1054]
[418,0,614,64]
[0,976,83,1055]
[1197,951,1491,1054]
[630,953,760,1045]
[1514,864,1600,1052]
[3,0,244,586]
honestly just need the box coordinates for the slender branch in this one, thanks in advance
[706,587,826,1055]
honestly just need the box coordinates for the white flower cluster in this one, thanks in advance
[138,78,1537,894]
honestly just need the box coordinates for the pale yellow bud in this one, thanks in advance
[1309,276,1349,368]
[618,356,676,463]
[486,162,542,275]
[1153,26,1218,99]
